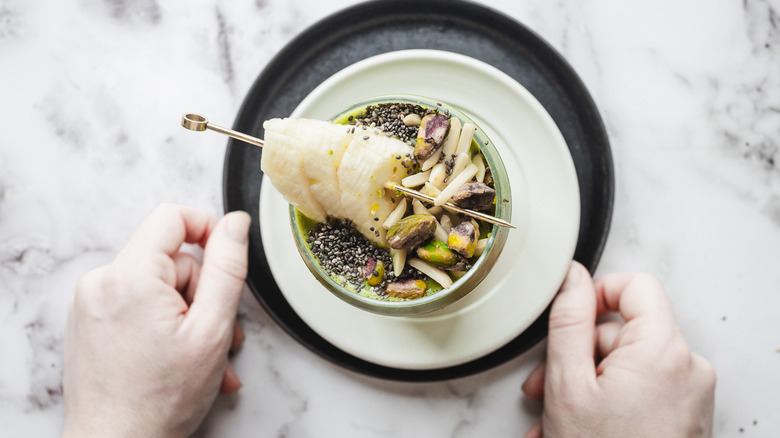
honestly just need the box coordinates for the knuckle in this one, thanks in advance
[73,265,121,316]
[548,307,589,332]
[74,266,110,302]
[98,265,124,294]
[148,252,176,285]
[658,337,694,376]
[693,354,717,389]
[211,256,248,283]
[631,272,663,291]
[75,268,100,295]
[146,202,180,224]
[154,202,178,215]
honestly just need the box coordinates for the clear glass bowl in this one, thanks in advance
[289,94,512,316]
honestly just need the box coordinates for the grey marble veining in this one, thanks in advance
[1,0,779,436]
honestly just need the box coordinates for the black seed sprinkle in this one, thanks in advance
[348,103,426,143]
[305,218,426,297]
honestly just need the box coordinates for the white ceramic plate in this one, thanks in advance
[259,49,580,370]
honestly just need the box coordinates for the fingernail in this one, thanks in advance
[230,322,245,353]
[225,365,243,391]
[560,262,581,291]
[226,211,251,244]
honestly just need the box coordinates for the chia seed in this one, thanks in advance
[444,155,456,175]
[305,218,422,296]
[349,102,426,144]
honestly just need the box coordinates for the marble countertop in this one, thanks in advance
[1,0,779,436]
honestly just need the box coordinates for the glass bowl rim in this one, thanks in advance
[288,94,512,315]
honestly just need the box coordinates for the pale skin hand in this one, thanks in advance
[522,262,716,438]
[62,204,251,438]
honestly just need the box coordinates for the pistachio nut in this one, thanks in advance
[414,113,450,162]
[386,278,428,299]
[416,240,458,268]
[451,182,496,211]
[447,219,480,258]
[386,214,437,250]
[362,257,385,286]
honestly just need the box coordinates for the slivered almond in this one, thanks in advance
[455,123,475,155]
[411,199,429,216]
[390,248,407,276]
[402,169,431,188]
[382,198,407,229]
[434,163,478,206]
[442,118,462,157]
[444,153,471,188]
[408,258,453,289]
[429,163,447,189]
[440,214,453,233]
[423,182,442,197]
[473,153,486,182]
[421,148,443,171]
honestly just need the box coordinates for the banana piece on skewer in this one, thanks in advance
[262,118,414,245]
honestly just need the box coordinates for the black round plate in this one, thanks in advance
[223,0,613,381]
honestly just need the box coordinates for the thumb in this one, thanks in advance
[546,261,597,385]
[186,211,251,333]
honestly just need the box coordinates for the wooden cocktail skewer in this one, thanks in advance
[181,113,515,228]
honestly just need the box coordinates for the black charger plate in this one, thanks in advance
[223,0,613,381]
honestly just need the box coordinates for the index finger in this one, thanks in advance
[593,273,676,327]
[121,203,218,257]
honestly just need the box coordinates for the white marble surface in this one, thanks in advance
[1,0,778,436]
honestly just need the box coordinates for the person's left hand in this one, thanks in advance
[62,204,251,438]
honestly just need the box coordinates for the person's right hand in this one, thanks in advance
[522,263,716,438]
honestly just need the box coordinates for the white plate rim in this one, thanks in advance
[259,49,580,370]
